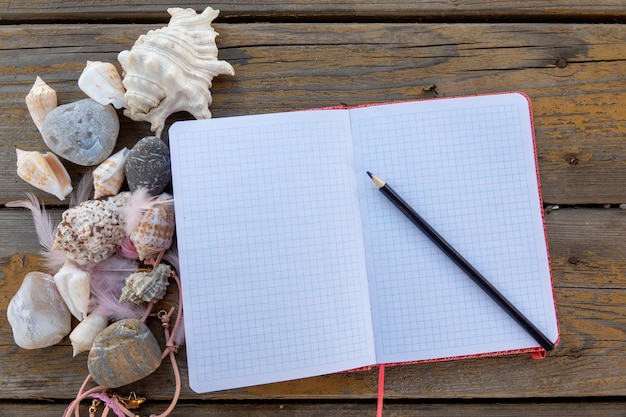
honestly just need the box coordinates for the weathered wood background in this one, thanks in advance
[2,1,626,416]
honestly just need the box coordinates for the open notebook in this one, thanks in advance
[169,93,559,393]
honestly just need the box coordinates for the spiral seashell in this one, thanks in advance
[93,147,130,199]
[119,263,172,304]
[78,61,126,109]
[15,148,73,201]
[129,193,175,260]
[52,198,126,265]
[25,76,57,132]
[117,7,234,136]
[54,260,91,321]
[69,311,109,356]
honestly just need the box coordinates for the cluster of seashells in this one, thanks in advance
[7,6,233,389]
[17,6,234,201]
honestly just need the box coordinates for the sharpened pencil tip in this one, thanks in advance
[367,172,386,189]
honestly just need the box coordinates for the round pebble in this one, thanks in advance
[87,318,162,388]
[40,98,119,166]
[125,136,172,195]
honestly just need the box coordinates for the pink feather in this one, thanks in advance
[70,169,93,207]
[122,188,174,235]
[122,188,157,235]
[6,192,56,250]
[6,193,67,273]
[89,255,144,320]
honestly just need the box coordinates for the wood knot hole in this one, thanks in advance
[555,57,568,68]
[565,154,579,165]
[567,256,581,265]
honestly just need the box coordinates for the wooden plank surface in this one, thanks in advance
[4,400,626,417]
[2,208,625,401]
[1,23,626,205]
[1,1,626,22]
[2,3,626,415]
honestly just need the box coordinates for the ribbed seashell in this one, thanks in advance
[25,76,57,132]
[93,147,130,199]
[119,263,172,304]
[53,260,91,320]
[129,193,175,260]
[88,318,162,388]
[15,148,73,201]
[52,198,126,265]
[117,7,235,136]
[69,311,109,356]
[78,61,126,109]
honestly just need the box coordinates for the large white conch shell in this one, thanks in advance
[78,61,126,109]
[25,76,57,132]
[15,148,73,201]
[117,7,234,136]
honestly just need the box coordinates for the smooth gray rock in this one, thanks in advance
[41,98,119,166]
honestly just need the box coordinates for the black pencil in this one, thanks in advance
[367,171,555,352]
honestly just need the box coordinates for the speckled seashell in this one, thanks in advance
[93,147,130,199]
[119,263,172,304]
[69,311,109,356]
[15,148,73,201]
[53,260,91,321]
[130,193,175,260]
[52,199,126,265]
[88,318,162,388]
[117,7,234,136]
[78,61,126,109]
[25,76,57,132]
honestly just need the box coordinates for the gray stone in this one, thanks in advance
[87,318,162,388]
[125,136,171,195]
[41,98,119,166]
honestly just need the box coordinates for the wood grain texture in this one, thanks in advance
[4,401,626,417]
[1,1,626,22]
[1,23,626,205]
[2,208,625,401]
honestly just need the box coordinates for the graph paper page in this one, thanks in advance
[169,110,375,393]
[350,93,558,364]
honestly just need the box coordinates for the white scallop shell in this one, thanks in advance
[117,7,234,136]
[25,76,57,132]
[69,311,109,356]
[15,148,73,201]
[78,61,126,109]
[93,147,130,199]
[53,260,91,321]
[129,193,175,261]
[119,263,172,304]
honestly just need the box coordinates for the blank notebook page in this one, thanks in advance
[169,111,376,393]
[351,93,558,364]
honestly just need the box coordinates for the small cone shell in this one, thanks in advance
[70,311,109,356]
[16,148,73,201]
[25,76,57,132]
[93,147,130,198]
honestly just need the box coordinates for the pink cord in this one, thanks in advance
[64,259,184,417]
